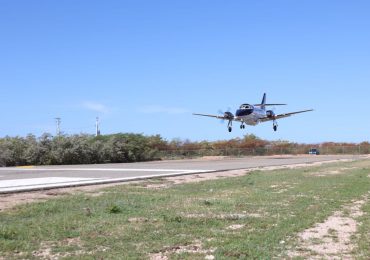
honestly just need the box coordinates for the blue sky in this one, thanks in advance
[0,1,369,143]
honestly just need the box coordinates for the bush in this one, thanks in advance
[0,133,367,166]
[0,133,164,166]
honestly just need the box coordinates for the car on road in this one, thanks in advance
[308,148,320,155]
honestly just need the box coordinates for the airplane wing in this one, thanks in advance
[192,113,241,121]
[260,109,314,122]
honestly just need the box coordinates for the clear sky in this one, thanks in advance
[1,1,369,143]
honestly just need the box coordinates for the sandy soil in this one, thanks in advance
[149,240,216,260]
[0,182,133,212]
[288,195,369,259]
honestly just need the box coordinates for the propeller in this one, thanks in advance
[217,110,225,124]
[218,107,233,124]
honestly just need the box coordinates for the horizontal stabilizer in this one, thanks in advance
[254,104,287,107]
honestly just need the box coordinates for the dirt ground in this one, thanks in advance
[288,194,369,259]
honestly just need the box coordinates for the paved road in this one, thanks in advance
[0,155,361,193]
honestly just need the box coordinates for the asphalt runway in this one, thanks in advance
[0,155,360,193]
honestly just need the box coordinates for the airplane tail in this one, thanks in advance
[261,93,266,110]
[254,93,286,108]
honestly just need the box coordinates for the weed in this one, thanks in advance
[107,205,122,214]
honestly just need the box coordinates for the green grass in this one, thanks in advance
[353,190,370,259]
[1,160,370,259]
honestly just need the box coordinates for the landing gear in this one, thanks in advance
[273,120,278,131]
[240,124,245,129]
[228,120,233,132]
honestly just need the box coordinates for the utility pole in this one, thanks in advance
[95,117,101,136]
[55,117,61,136]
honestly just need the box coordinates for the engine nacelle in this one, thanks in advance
[266,110,275,118]
[224,111,234,120]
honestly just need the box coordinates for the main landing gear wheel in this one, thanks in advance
[273,120,278,131]
[228,120,233,132]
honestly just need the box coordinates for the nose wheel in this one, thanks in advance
[240,124,245,129]
[273,120,278,131]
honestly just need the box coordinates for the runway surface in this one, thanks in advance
[0,155,360,193]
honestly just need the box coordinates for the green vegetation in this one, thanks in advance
[0,133,166,166]
[1,133,369,166]
[353,190,370,258]
[1,160,370,259]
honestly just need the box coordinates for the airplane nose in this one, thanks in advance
[236,109,253,117]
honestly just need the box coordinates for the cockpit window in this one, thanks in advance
[239,104,252,109]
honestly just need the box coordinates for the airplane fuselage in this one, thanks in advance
[235,104,266,126]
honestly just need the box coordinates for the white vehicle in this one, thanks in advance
[193,93,313,132]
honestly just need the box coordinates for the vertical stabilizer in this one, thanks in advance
[261,93,266,110]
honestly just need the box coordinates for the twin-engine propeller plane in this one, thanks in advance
[193,93,313,132]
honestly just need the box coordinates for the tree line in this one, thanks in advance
[0,133,369,166]
[0,133,166,166]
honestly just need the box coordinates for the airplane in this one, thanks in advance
[193,93,313,132]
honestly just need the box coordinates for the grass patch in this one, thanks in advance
[0,160,370,259]
[353,195,370,258]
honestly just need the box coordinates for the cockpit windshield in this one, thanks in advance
[239,104,253,110]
